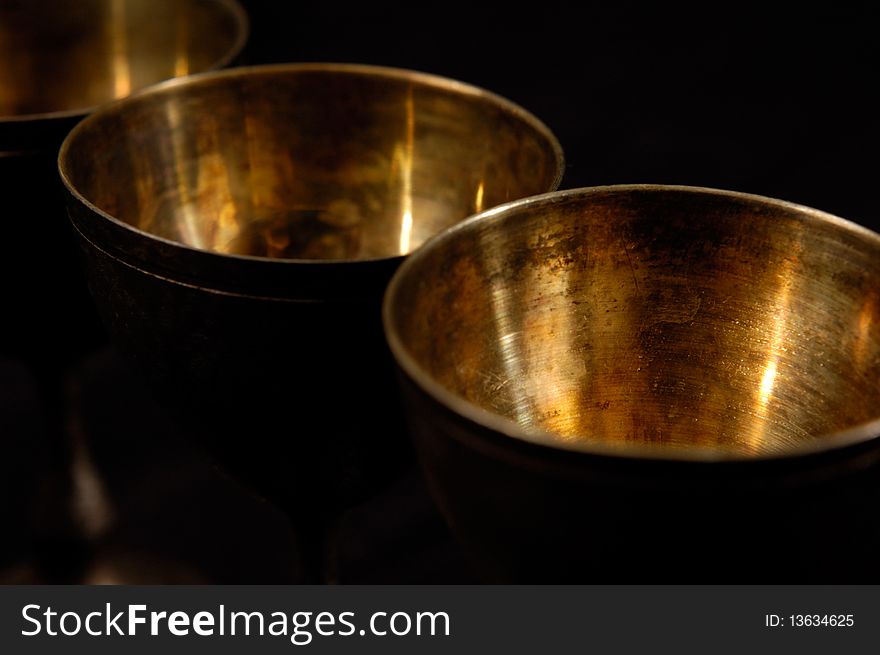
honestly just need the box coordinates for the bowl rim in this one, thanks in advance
[383,184,880,463]
[0,0,249,125]
[57,61,565,267]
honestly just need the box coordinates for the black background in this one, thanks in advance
[2,0,879,584]
[238,0,878,229]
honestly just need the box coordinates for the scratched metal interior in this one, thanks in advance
[0,0,244,119]
[63,65,561,260]
[391,187,880,456]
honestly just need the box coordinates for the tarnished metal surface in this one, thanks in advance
[386,186,880,459]
[60,63,563,263]
[0,0,246,123]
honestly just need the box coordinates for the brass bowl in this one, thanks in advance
[58,64,563,566]
[384,185,880,581]
[0,0,247,152]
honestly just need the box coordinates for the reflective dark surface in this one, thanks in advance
[386,186,880,581]
[0,348,473,583]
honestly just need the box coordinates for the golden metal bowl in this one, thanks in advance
[60,63,562,262]
[58,63,563,573]
[0,0,247,135]
[384,185,880,580]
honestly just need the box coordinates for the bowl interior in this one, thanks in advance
[0,0,244,120]
[61,66,562,260]
[388,187,880,457]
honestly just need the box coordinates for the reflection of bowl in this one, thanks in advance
[385,185,880,581]
[59,63,563,523]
